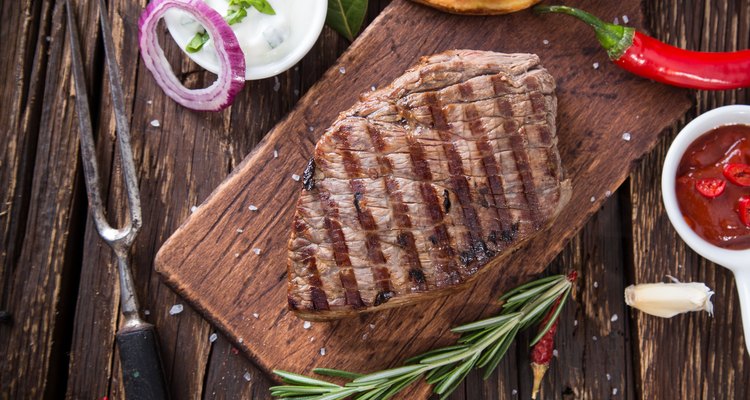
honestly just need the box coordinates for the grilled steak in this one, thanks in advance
[288,50,571,320]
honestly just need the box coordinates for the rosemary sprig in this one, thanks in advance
[271,273,576,400]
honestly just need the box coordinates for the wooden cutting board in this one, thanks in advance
[155,0,691,397]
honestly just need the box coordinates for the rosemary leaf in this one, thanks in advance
[499,274,563,301]
[451,312,520,333]
[314,368,364,380]
[481,325,520,379]
[530,286,572,346]
[268,386,337,395]
[352,364,425,384]
[404,344,469,364]
[274,370,342,388]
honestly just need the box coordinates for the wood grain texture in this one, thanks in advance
[0,0,86,397]
[154,0,691,397]
[1,0,746,399]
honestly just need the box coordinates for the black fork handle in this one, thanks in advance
[116,323,169,400]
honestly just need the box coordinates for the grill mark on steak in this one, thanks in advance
[335,128,394,299]
[366,125,428,291]
[425,92,492,272]
[458,82,514,250]
[291,216,330,310]
[319,189,366,308]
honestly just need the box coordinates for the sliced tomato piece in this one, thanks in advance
[723,163,750,186]
[738,196,750,226]
[695,178,726,198]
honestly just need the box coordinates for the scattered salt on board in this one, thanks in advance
[169,304,183,315]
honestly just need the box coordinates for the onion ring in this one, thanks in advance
[138,0,245,111]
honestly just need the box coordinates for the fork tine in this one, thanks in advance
[66,0,111,235]
[98,0,143,234]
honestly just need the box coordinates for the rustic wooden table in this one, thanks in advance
[1,0,749,399]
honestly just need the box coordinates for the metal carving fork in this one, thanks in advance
[67,1,168,398]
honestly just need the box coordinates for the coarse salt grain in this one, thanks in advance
[590,196,596,203]
[622,15,629,23]
[144,309,151,316]
[237,228,244,233]
[553,349,559,357]
[369,324,376,329]
[150,119,160,127]
[310,337,315,342]
[613,388,618,395]
[303,321,312,329]
[613,16,620,24]
[593,62,600,69]
[574,319,578,326]
[191,206,198,213]
[248,205,258,211]
[252,313,259,319]
[234,253,240,258]
[371,85,377,91]
[594,281,599,288]
[273,76,281,92]
[292,174,301,181]
[512,389,518,395]
[319,347,326,356]
[273,149,279,158]
[147,100,153,105]
[611,314,619,322]
[244,372,252,382]
[543,39,549,45]
[308,126,314,132]
[592,335,598,341]
[253,248,261,255]
[605,190,612,198]
[238,337,244,344]
[339,66,346,74]
[622,132,632,141]
[209,333,218,343]
[606,373,611,381]
[169,304,183,315]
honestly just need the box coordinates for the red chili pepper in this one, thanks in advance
[723,163,750,186]
[535,6,750,90]
[530,270,577,400]
[695,178,726,198]
[738,196,750,226]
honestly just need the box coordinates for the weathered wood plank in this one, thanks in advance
[630,1,750,399]
[0,0,91,397]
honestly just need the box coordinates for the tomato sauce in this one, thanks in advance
[675,124,750,250]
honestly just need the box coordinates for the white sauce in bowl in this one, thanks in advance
[164,0,327,80]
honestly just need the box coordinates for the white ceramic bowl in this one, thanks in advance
[164,0,327,80]
[662,104,750,351]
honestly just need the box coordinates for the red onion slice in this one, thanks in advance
[138,0,245,111]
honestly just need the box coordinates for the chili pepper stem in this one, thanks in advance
[530,362,549,399]
[534,5,635,60]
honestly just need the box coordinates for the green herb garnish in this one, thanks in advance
[225,6,248,25]
[271,273,576,399]
[186,31,210,53]
[186,0,277,53]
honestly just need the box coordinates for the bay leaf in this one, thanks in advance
[326,0,368,41]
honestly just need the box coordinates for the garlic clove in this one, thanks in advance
[624,282,714,318]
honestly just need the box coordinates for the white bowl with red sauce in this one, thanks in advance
[662,104,750,351]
